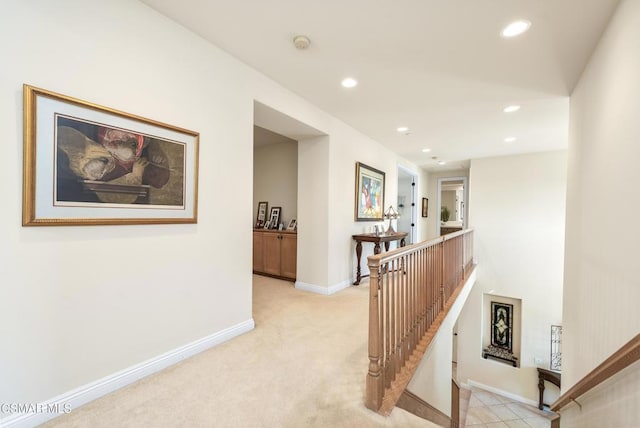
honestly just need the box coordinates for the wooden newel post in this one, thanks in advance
[365,260,383,411]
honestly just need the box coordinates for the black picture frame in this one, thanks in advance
[255,201,268,228]
[268,206,281,229]
[422,197,429,217]
[491,302,514,351]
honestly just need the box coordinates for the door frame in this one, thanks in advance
[436,176,468,236]
[397,164,418,244]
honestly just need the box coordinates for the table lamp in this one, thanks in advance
[384,206,400,234]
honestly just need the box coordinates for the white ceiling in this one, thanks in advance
[141,0,619,170]
[254,125,297,147]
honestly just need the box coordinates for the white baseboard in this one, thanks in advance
[295,279,351,295]
[0,319,255,428]
[328,279,352,294]
[463,379,538,407]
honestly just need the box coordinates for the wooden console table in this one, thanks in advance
[352,231,407,285]
[537,367,561,410]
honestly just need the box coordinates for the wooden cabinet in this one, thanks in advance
[280,233,297,279]
[252,231,264,272]
[253,229,297,281]
[441,226,462,236]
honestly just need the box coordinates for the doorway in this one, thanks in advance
[436,176,468,236]
[252,101,328,300]
[397,165,418,244]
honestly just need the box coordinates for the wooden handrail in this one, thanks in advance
[366,228,473,264]
[551,333,640,412]
[365,229,474,413]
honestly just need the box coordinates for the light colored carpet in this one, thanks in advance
[44,275,439,427]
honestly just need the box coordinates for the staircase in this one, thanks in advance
[365,230,474,420]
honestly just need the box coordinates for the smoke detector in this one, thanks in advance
[293,35,311,50]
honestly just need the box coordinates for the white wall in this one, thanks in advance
[325,133,423,286]
[417,168,431,242]
[253,141,298,226]
[561,1,640,425]
[456,151,566,404]
[0,0,421,417]
[297,136,330,288]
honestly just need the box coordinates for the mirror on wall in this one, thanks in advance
[437,177,467,236]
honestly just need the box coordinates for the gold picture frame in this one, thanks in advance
[22,85,199,226]
[355,162,385,221]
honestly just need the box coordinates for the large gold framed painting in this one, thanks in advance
[354,162,385,221]
[22,85,199,226]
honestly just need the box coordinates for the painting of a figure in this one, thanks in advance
[55,115,185,207]
[355,162,385,221]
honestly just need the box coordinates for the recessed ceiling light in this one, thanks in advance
[438,161,446,165]
[503,105,521,113]
[341,77,358,88]
[397,126,409,133]
[504,137,517,143]
[421,148,432,153]
[501,20,531,38]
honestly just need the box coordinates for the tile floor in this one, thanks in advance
[463,387,557,428]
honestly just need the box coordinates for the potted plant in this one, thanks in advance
[441,206,451,223]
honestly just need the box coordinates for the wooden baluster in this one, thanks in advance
[398,254,405,371]
[395,257,402,376]
[392,258,398,383]
[366,261,383,411]
[415,250,420,342]
[409,252,414,351]
[390,259,395,381]
[425,247,429,331]
[427,247,435,328]
[406,253,411,355]
[419,250,423,339]
[384,259,391,389]
[440,240,445,312]
[402,256,408,366]
[412,251,417,349]
[433,244,437,322]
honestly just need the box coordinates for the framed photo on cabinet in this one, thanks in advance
[255,201,268,228]
[22,85,199,226]
[268,206,281,229]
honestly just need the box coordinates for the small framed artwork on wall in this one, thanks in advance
[422,197,429,218]
[268,207,281,229]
